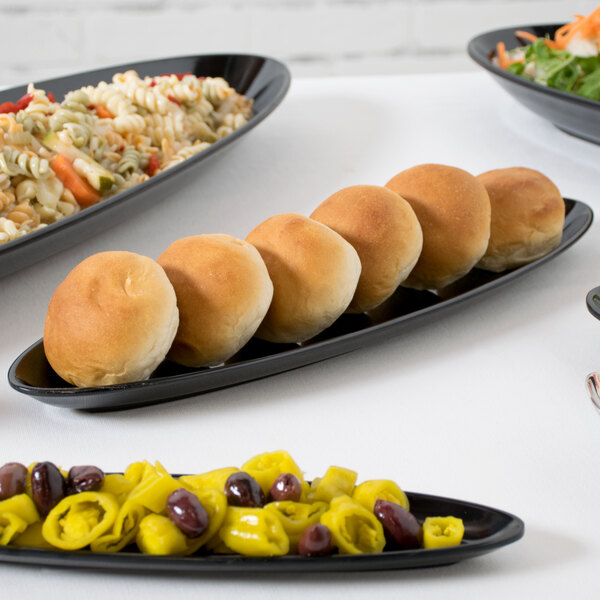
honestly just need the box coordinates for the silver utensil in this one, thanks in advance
[586,372,600,412]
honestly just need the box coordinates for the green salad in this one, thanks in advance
[507,38,600,101]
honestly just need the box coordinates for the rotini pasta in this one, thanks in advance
[0,70,252,245]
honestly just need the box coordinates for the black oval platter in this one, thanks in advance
[0,53,291,278]
[0,490,524,573]
[7,198,593,412]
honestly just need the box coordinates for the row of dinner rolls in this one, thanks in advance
[43,163,565,388]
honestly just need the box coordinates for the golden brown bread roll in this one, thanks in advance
[476,167,565,272]
[157,234,274,367]
[43,251,179,388]
[246,213,362,343]
[385,164,491,290]
[310,185,423,313]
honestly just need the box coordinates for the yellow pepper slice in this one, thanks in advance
[218,506,289,556]
[90,500,148,553]
[0,493,40,525]
[123,461,148,485]
[320,495,385,554]
[242,451,305,496]
[0,494,40,546]
[11,522,56,550]
[0,514,28,546]
[422,516,465,549]
[205,532,235,554]
[126,466,180,513]
[265,501,328,551]
[100,474,136,504]
[42,491,119,550]
[136,514,188,555]
[309,466,357,503]
[352,479,410,513]
[179,467,239,493]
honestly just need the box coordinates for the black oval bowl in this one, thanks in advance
[467,23,600,144]
[0,54,291,278]
[8,198,593,412]
[0,490,524,573]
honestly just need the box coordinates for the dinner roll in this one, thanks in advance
[246,213,362,343]
[157,234,273,367]
[310,185,423,313]
[476,167,565,272]
[43,251,179,388]
[385,164,491,290]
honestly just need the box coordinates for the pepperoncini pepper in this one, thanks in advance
[352,479,410,513]
[42,491,119,550]
[241,451,305,496]
[320,495,385,554]
[123,461,148,485]
[0,494,40,546]
[100,474,136,504]
[308,466,357,503]
[11,522,56,550]
[205,531,235,554]
[179,467,239,493]
[126,462,180,513]
[136,514,188,555]
[422,516,464,549]
[218,506,289,556]
[90,500,148,553]
[265,501,328,551]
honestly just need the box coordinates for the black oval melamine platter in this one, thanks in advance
[467,24,600,144]
[0,53,291,278]
[0,491,524,573]
[7,198,592,412]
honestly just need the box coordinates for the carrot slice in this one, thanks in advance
[51,154,100,208]
[515,30,538,43]
[95,105,113,119]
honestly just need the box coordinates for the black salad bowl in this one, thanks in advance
[467,23,600,144]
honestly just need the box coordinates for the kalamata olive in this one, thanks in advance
[298,523,333,556]
[166,488,209,538]
[67,465,104,494]
[0,462,28,500]
[224,472,265,508]
[374,499,421,549]
[269,473,302,502]
[31,462,66,516]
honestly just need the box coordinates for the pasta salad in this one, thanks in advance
[0,71,253,245]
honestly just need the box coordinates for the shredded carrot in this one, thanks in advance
[551,7,600,49]
[95,105,113,119]
[499,7,600,69]
[515,30,538,43]
[495,41,523,69]
[51,154,100,208]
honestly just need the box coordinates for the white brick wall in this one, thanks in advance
[0,0,597,85]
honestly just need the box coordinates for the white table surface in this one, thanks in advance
[2,70,600,598]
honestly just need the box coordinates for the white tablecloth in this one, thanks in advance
[2,71,600,599]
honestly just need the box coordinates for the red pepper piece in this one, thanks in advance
[14,93,33,111]
[167,94,181,107]
[47,92,56,103]
[146,154,160,176]
[0,101,18,114]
